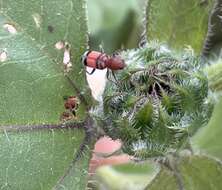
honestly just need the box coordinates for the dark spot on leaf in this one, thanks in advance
[48,25,54,33]
[63,95,69,100]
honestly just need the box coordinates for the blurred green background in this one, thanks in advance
[88,0,145,53]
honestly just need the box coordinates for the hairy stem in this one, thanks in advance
[0,122,85,132]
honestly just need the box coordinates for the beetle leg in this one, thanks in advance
[86,68,96,75]
[72,110,76,116]
[106,69,110,80]
[106,69,115,83]
[106,70,120,85]
[111,70,118,83]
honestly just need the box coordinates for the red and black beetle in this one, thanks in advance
[82,51,126,75]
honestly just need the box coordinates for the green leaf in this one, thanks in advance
[178,156,222,190]
[146,165,178,190]
[146,0,214,53]
[94,156,222,190]
[0,0,92,189]
[93,154,222,190]
[94,162,159,190]
[54,128,94,190]
[0,0,90,125]
[54,151,91,190]
[147,156,222,190]
[135,101,153,125]
[192,96,222,160]
[0,128,85,189]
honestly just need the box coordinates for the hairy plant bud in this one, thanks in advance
[97,42,213,159]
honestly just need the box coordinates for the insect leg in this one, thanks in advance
[86,68,96,75]
[72,110,76,116]
[111,70,118,83]
[106,69,116,83]
[106,70,120,85]
[106,69,110,80]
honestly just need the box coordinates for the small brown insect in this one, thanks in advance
[64,96,79,116]
[60,111,73,122]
